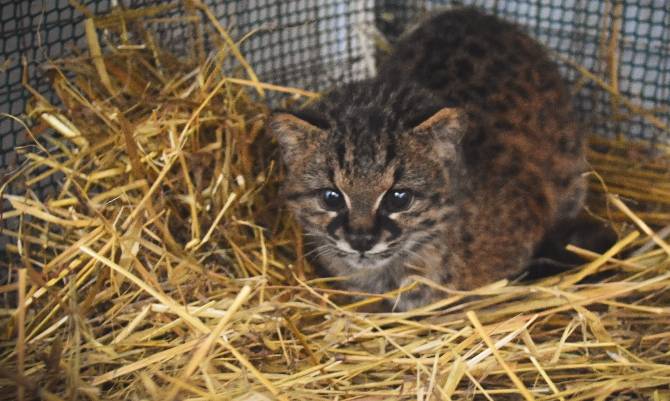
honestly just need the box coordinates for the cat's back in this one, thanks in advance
[379,8,565,108]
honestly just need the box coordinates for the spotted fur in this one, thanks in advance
[268,7,586,311]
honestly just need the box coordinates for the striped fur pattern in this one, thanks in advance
[268,8,586,311]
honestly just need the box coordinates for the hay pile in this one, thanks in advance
[1,3,670,400]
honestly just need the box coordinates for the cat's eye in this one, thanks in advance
[321,189,345,211]
[384,189,414,212]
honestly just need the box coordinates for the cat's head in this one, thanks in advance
[268,80,467,272]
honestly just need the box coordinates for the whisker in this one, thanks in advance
[303,244,334,258]
[302,232,337,244]
[398,239,426,261]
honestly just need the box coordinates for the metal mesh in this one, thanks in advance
[1,0,669,182]
[1,1,111,189]
[0,0,378,181]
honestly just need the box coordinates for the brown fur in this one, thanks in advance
[268,8,586,311]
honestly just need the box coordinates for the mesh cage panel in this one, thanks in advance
[1,1,114,197]
[0,0,379,181]
[1,0,669,192]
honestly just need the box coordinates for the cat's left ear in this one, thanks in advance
[412,107,466,143]
[412,107,467,159]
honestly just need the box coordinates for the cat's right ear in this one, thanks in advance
[267,112,328,165]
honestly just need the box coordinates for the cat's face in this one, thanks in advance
[268,83,467,273]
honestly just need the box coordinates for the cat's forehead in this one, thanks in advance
[327,119,395,174]
[317,80,443,172]
[320,80,441,133]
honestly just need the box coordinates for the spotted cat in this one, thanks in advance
[268,7,586,311]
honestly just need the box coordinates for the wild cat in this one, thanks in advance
[268,7,586,311]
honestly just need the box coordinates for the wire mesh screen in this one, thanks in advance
[1,0,669,186]
[0,0,378,183]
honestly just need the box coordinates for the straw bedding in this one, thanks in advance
[1,3,669,400]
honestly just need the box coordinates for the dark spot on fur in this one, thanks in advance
[503,93,518,108]
[508,53,522,66]
[368,112,385,133]
[465,41,486,58]
[507,82,529,100]
[487,58,511,78]
[554,174,574,188]
[425,69,451,88]
[487,34,506,50]
[502,162,522,177]
[494,120,514,131]
[420,218,436,228]
[488,143,504,154]
[523,67,534,82]
[336,142,346,167]
[468,127,487,147]
[378,215,402,241]
[531,191,548,210]
[456,89,473,102]
[537,65,561,90]
[461,230,474,244]
[471,85,489,98]
[439,267,452,284]
[489,99,511,113]
[455,58,474,81]
[540,77,557,92]
[385,138,396,166]
[326,213,347,239]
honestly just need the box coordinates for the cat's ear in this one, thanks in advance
[412,107,466,160]
[267,112,328,165]
[412,107,466,143]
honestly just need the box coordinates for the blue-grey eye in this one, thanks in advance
[321,189,345,211]
[384,189,413,212]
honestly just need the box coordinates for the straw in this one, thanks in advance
[1,2,670,400]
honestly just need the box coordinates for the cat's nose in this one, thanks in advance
[346,232,377,253]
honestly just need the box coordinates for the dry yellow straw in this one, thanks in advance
[163,285,252,401]
[466,311,535,401]
[608,194,670,255]
[17,269,26,401]
[84,18,114,94]
[3,2,670,399]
